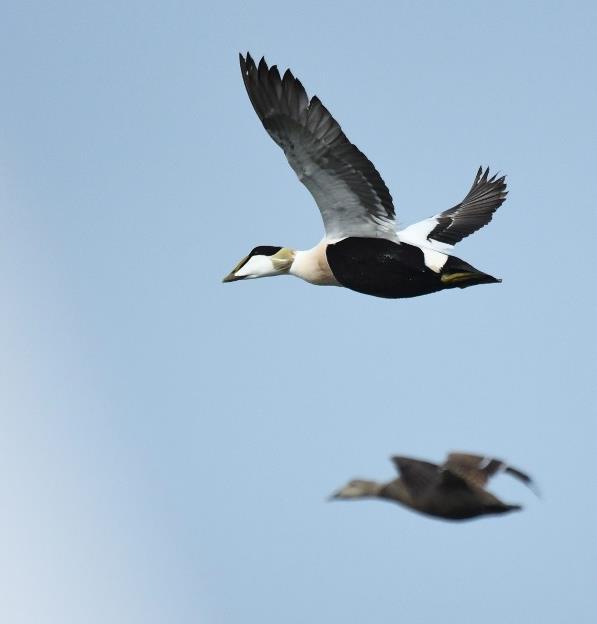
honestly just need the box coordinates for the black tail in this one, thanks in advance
[484,503,522,516]
[440,255,501,289]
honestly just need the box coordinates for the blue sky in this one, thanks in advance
[1,1,596,622]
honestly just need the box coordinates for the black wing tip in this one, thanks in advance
[474,165,508,192]
[239,52,261,73]
[390,455,427,470]
[505,466,541,498]
[390,455,408,471]
[239,53,297,91]
[282,67,295,83]
[239,53,277,70]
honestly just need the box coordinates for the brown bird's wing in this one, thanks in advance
[444,452,538,494]
[391,456,447,496]
[239,53,396,241]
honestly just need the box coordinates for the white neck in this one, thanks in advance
[289,240,340,286]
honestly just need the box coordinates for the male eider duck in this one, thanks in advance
[330,452,537,521]
[223,53,508,299]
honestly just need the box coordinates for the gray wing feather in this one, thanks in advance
[240,53,396,240]
[428,167,507,245]
[397,167,507,249]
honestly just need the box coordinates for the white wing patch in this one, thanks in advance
[398,218,450,272]
[398,218,453,252]
[421,248,448,273]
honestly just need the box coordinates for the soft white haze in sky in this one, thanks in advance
[1,1,596,622]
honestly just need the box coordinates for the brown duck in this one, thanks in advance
[330,452,538,521]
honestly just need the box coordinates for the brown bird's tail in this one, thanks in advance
[484,503,522,516]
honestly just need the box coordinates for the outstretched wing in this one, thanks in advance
[239,53,396,241]
[398,167,507,249]
[391,456,443,496]
[444,452,538,494]
[392,455,476,498]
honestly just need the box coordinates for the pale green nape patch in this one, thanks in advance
[271,247,296,273]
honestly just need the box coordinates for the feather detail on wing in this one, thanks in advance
[444,452,539,495]
[391,456,442,496]
[392,456,476,498]
[398,167,507,250]
[239,53,396,240]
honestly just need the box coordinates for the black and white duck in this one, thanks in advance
[223,54,508,299]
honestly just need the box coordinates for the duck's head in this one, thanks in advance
[222,246,295,283]
[328,479,381,501]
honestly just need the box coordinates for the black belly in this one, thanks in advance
[326,237,446,299]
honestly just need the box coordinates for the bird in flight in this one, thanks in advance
[330,452,538,521]
[223,53,508,299]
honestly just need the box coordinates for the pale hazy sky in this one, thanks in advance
[1,1,596,622]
